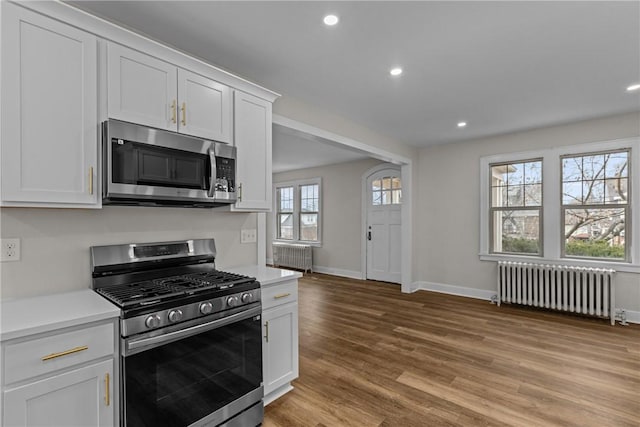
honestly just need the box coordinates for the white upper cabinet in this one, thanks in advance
[107,43,177,132]
[233,91,273,211]
[1,2,99,206]
[108,44,232,143]
[178,69,232,143]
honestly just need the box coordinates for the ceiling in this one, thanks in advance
[68,1,640,149]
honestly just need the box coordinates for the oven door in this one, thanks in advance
[121,307,263,427]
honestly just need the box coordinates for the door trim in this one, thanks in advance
[361,163,411,290]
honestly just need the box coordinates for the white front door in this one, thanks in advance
[366,168,402,283]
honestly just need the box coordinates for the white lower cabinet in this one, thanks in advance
[1,320,118,427]
[262,279,299,404]
[3,360,114,427]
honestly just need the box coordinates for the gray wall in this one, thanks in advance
[0,207,257,299]
[416,111,640,312]
[268,158,384,276]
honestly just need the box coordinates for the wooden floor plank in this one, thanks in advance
[263,273,640,426]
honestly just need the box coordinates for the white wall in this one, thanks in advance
[416,112,640,313]
[0,207,257,300]
[268,158,384,277]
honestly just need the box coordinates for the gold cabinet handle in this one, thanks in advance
[181,102,186,126]
[41,345,88,361]
[105,373,110,406]
[89,167,94,195]
[274,293,291,299]
[264,321,269,343]
[171,100,177,123]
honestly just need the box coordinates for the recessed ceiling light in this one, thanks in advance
[390,67,403,76]
[627,83,640,92]
[323,14,339,26]
[457,122,467,128]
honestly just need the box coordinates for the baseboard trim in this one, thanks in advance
[312,265,364,280]
[413,281,495,301]
[619,309,640,325]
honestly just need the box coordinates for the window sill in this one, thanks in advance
[479,253,640,274]
[273,240,322,248]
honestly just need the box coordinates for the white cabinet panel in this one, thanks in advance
[3,360,114,427]
[108,43,177,131]
[233,91,272,211]
[1,2,98,205]
[178,69,232,143]
[262,302,299,397]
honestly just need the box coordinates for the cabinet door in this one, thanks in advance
[3,359,114,427]
[263,302,299,396]
[233,91,272,211]
[107,43,177,131]
[178,69,232,142]
[1,3,98,205]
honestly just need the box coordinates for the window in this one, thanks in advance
[274,178,321,244]
[480,138,638,271]
[490,160,542,255]
[561,149,629,261]
[372,176,402,205]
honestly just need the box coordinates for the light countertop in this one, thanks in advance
[227,265,302,286]
[1,289,120,342]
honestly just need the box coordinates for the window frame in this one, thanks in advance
[479,137,639,273]
[273,177,322,246]
[560,148,631,262]
[489,158,544,256]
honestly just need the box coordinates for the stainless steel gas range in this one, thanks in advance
[90,239,263,427]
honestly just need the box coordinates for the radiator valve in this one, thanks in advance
[615,309,629,326]
[490,294,498,304]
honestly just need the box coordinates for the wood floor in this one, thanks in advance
[263,273,640,427]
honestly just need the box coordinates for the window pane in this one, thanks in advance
[372,179,381,191]
[382,178,392,190]
[392,189,402,204]
[300,213,318,241]
[605,152,628,178]
[278,213,293,240]
[584,180,604,204]
[524,184,541,206]
[492,209,540,254]
[506,185,524,207]
[491,165,509,185]
[373,191,382,205]
[491,185,506,207]
[382,190,391,205]
[506,164,523,186]
[524,161,542,184]
[300,184,318,212]
[278,187,293,212]
[391,177,401,189]
[605,177,628,204]
[581,154,606,181]
[562,157,583,182]
[563,181,583,205]
[564,208,625,259]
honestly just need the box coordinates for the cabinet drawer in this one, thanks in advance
[261,280,298,310]
[3,323,114,385]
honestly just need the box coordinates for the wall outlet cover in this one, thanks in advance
[1,238,21,262]
[241,229,257,244]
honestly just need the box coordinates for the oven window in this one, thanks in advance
[123,315,262,427]
[112,140,209,190]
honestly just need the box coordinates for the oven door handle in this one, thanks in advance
[125,306,261,354]
[208,146,217,198]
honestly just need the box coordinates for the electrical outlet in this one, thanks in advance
[240,229,257,244]
[1,238,21,262]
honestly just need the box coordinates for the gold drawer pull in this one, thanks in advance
[171,99,177,123]
[89,167,94,195]
[105,373,110,406]
[41,345,88,361]
[181,102,187,125]
[274,293,291,299]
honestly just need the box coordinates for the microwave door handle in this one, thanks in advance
[208,147,216,198]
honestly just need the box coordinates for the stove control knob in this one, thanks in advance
[199,302,213,315]
[226,296,238,307]
[145,314,161,329]
[168,309,183,323]
[241,293,252,303]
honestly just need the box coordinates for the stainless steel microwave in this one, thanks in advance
[102,119,236,207]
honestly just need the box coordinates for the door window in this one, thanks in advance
[372,176,401,205]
